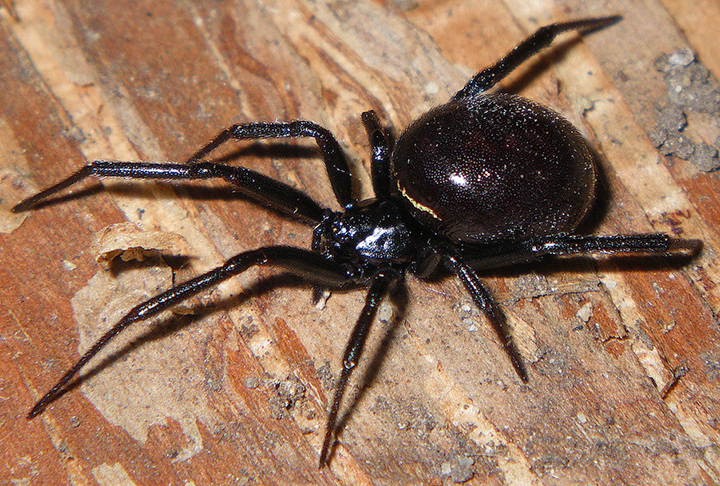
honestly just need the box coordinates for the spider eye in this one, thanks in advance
[332,222,351,242]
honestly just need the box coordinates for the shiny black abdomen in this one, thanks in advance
[391,93,597,243]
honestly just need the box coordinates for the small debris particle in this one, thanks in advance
[690,143,720,172]
[650,50,720,172]
[314,288,331,310]
[425,82,440,95]
[62,259,78,271]
[667,48,695,67]
[576,302,593,323]
[378,303,393,322]
[444,454,474,483]
[244,376,260,389]
[90,222,190,268]
[268,376,306,419]
[315,361,335,390]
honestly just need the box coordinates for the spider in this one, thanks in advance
[15,16,699,467]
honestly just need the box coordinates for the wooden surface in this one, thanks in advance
[1,1,719,484]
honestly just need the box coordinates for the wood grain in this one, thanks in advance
[1,1,719,484]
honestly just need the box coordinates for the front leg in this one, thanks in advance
[185,121,354,208]
[27,245,354,419]
[12,160,327,225]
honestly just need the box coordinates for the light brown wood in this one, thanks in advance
[1,1,719,484]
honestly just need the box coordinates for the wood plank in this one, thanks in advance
[1,0,718,484]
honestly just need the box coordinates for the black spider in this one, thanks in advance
[15,16,699,467]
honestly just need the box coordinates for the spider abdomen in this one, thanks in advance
[392,93,597,243]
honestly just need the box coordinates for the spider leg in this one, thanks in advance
[453,15,621,100]
[361,110,392,199]
[463,234,702,271]
[446,233,700,382]
[184,121,354,208]
[319,270,397,468]
[441,250,529,383]
[26,246,353,419]
[12,161,326,224]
